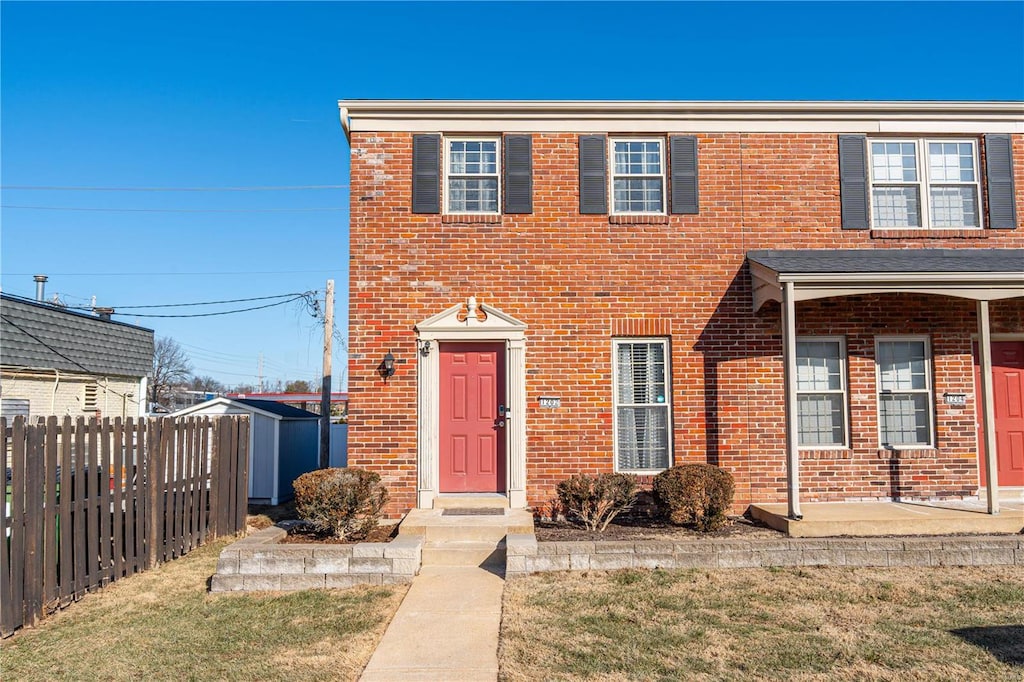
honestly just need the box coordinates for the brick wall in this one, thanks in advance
[348,131,1024,516]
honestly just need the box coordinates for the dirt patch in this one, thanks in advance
[533,514,783,542]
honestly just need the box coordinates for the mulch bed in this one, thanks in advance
[533,514,783,542]
[278,522,399,545]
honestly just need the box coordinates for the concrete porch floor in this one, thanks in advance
[750,493,1024,537]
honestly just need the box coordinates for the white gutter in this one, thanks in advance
[338,105,351,143]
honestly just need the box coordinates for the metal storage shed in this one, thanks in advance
[172,397,320,504]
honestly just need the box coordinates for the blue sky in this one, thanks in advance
[2,1,1022,390]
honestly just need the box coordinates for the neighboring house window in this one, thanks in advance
[611,139,665,214]
[876,338,934,448]
[869,139,981,229]
[445,138,500,214]
[1,398,30,420]
[796,337,848,448]
[83,383,99,411]
[613,339,670,471]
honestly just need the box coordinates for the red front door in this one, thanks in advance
[975,341,1024,487]
[439,342,506,493]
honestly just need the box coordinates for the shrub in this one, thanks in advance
[652,464,735,531]
[556,473,638,532]
[292,468,389,540]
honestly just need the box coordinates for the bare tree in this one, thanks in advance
[189,375,226,393]
[151,337,193,405]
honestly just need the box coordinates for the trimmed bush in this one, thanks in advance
[653,464,735,531]
[556,473,638,531]
[293,468,389,540]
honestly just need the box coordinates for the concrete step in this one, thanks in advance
[399,508,535,541]
[433,494,509,510]
[421,540,506,567]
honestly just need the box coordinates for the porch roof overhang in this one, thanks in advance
[748,248,1024,311]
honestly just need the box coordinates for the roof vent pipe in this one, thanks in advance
[33,275,48,302]
[94,307,114,321]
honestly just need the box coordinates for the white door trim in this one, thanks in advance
[415,298,527,509]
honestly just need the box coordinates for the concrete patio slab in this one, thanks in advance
[751,498,1024,537]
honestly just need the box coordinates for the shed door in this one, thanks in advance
[975,341,1024,487]
[439,342,506,493]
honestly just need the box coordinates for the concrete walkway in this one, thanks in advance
[359,565,504,681]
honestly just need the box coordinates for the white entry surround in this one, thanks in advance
[414,298,528,509]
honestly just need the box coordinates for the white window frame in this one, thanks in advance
[443,136,501,215]
[609,138,666,215]
[868,138,982,230]
[612,337,672,473]
[796,336,849,449]
[875,336,935,449]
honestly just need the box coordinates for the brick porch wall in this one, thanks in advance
[347,131,1024,516]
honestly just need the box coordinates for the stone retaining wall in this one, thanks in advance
[210,526,422,592]
[505,534,1024,577]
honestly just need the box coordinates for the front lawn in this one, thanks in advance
[499,566,1024,681]
[0,537,407,681]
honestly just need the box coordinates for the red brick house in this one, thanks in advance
[338,100,1023,520]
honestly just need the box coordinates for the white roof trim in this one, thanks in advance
[339,100,1024,134]
[171,396,289,421]
[750,261,1024,311]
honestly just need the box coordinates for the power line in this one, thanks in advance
[69,292,311,310]
[2,184,348,192]
[2,204,345,213]
[2,269,337,276]
[117,295,311,318]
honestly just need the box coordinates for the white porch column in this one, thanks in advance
[416,340,438,509]
[782,281,802,520]
[507,338,527,508]
[977,300,1000,515]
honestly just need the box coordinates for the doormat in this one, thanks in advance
[441,508,505,516]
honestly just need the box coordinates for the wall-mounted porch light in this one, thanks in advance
[377,351,396,381]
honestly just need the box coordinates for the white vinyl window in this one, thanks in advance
[445,138,500,214]
[796,337,848,448]
[613,339,671,471]
[869,139,981,229]
[611,139,665,214]
[876,337,934,448]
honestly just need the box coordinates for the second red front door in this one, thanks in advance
[439,342,506,493]
[975,341,1024,487]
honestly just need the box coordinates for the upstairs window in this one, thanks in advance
[611,139,665,214]
[613,339,671,471]
[445,138,500,214]
[869,139,980,229]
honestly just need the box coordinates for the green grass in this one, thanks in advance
[499,566,1024,681]
[0,537,406,681]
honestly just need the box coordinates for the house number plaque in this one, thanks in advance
[943,393,967,408]
[538,396,561,409]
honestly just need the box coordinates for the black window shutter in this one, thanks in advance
[579,135,607,214]
[838,135,870,230]
[412,134,440,214]
[985,134,1017,229]
[670,136,699,214]
[503,134,532,214]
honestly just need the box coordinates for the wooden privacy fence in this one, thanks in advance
[1,414,249,637]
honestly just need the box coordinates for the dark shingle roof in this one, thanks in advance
[233,399,320,419]
[1,294,154,377]
[747,249,1024,275]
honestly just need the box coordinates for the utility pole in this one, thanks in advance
[257,353,264,393]
[319,279,334,468]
